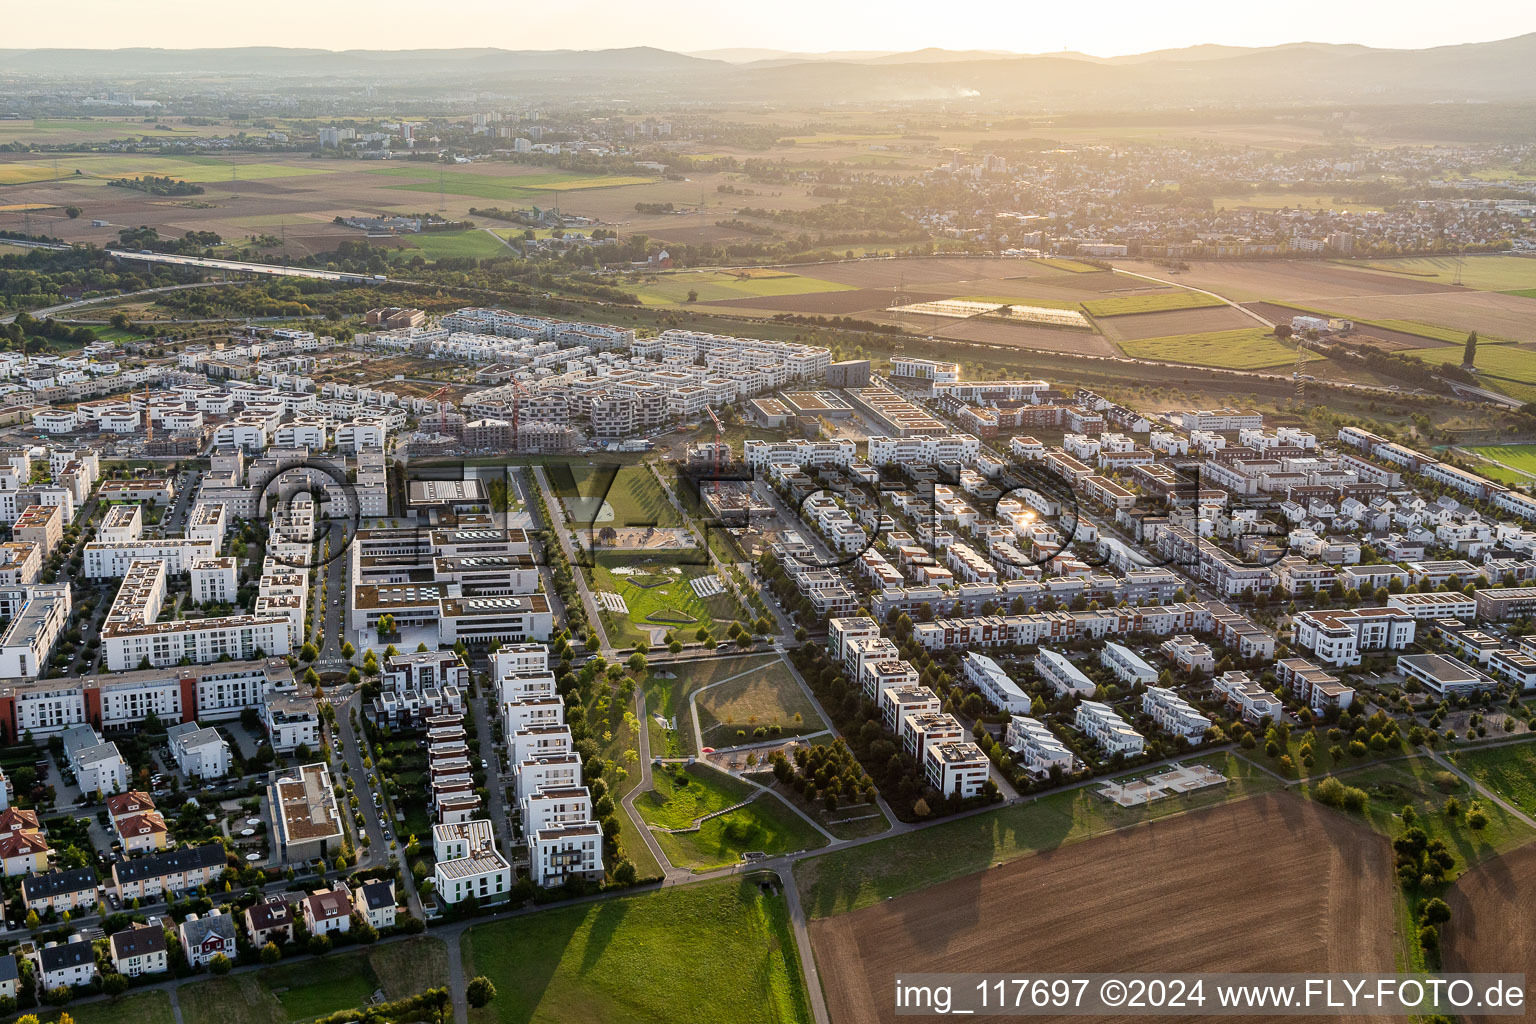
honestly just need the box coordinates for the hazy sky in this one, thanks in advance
[10,0,1535,55]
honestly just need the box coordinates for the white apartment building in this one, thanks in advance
[923,740,990,798]
[432,819,512,904]
[962,652,1031,713]
[1034,648,1096,698]
[1100,642,1157,686]
[1141,686,1211,741]
[1293,608,1416,667]
[866,434,981,466]
[529,822,605,887]
[1075,700,1145,756]
[166,722,232,779]
[1005,715,1075,776]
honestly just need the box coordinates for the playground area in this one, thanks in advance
[1096,763,1228,807]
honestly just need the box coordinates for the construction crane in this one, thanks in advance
[705,404,725,495]
[144,381,153,444]
[427,385,452,439]
[504,378,531,453]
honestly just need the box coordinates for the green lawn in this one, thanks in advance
[1405,343,1536,401]
[1342,255,1536,293]
[1463,444,1536,476]
[695,664,826,745]
[1449,741,1536,820]
[1081,291,1225,316]
[584,681,662,880]
[29,991,175,1024]
[1035,257,1101,273]
[1117,327,1314,369]
[460,878,813,1024]
[401,229,510,262]
[178,938,450,1024]
[643,655,781,755]
[628,270,853,306]
[639,763,827,870]
[589,550,743,648]
[795,751,1277,918]
[365,166,659,202]
[555,463,680,528]
[1316,755,1534,872]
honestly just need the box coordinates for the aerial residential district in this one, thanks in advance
[10,20,1536,1024]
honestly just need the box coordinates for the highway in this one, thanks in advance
[108,248,387,283]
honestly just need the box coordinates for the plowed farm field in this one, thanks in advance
[1097,305,1257,342]
[1443,842,1536,1024]
[808,794,1396,1024]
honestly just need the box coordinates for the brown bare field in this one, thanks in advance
[808,794,1396,1024]
[1318,292,1536,345]
[707,288,950,315]
[929,317,1121,356]
[1097,305,1257,342]
[1442,842,1536,1024]
[1118,259,1468,302]
[804,257,1074,288]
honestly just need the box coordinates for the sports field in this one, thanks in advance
[1116,327,1316,369]
[1344,255,1536,293]
[629,269,853,306]
[639,762,827,870]
[178,938,449,1024]
[460,878,812,1024]
[1464,444,1536,476]
[1081,291,1225,316]
[402,228,510,261]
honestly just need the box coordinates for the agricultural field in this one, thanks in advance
[178,938,450,1024]
[587,550,742,648]
[796,752,1276,917]
[1095,304,1258,342]
[0,154,333,185]
[0,117,231,144]
[1463,444,1536,477]
[694,661,827,746]
[459,878,812,1024]
[1115,327,1314,369]
[1443,843,1536,1022]
[627,269,853,306]
[1212,191,1383,213]
[809,794,1395,1024]
[1404,343,1536,401]
[362,164,659,202]
[1343,255,1536,293]
[1448,741,1536,819]
[399,228,511,261]
[643,655,782,755]
[1081,291,1225,316]
[639,762,827,870]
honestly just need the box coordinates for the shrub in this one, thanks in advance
[1314,777,1368,812]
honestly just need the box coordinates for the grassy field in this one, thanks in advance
[1081,291,1225,316]
[695,663,826,745]
[1321,755,1535,870]
[584,679,661,880]
[1116,327,1314,369]
[1463,444,1536,476]
[1342,255,1536,293]
[0,155,332,186]
[628,270,853,306]
[1448,741,1536,819]
[1214,191,1384,213]
[1035,257,1101,273]
[1405,343,1536,400]
[639,762,827,870]
[643,655,781,755]
[795,752,1277,918]
[28,992,175,1024]
[401,228,509,261]
[460,878,813,1024]
[363,166,658,202]
[178,938,449,1024]
[555,463,680,528]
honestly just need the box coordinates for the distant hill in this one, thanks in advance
[6,36,1536,106]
